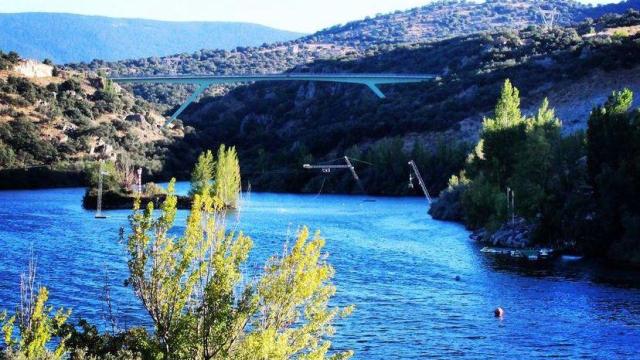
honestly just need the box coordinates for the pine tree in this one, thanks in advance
[479,79,527,186]
[492,79,522,127]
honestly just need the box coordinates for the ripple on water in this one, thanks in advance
[1,187,640,359]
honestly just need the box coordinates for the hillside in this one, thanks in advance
[7,1,640,193]
[305,0,585,46]
[0,13,303,63]
[67,0,640,109]
[161,10,640,196]
[307,0,640,46]
[0,53,183,188]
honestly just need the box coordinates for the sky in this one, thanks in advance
[0,0,623,33]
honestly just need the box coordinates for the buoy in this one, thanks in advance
[494,307,505,318]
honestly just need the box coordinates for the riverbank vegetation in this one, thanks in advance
[0,260,70,360]
[190,145,242,208]
[81,157,185,210]
[431,79,640,266]
[83,145,241,210]
[2,158,351,359]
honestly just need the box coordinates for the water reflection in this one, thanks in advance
[0,186,639,359]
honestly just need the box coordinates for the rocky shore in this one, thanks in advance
[470,217,534,248]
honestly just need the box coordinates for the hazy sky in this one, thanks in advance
[0,0,622,33]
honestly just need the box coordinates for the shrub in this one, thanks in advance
[126,179,352,359]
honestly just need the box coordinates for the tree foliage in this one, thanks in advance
[213,145,241,209]
[127,176,351,359]
[584,88,640,263]
[190,150,215,197]
[451,80,562,230]
[0,261,70,360]
[434,83,640,264]
[190,145,241,209]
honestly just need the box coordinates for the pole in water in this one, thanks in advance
[344,156,366,194]
[408,160,432,204]
[95,160,108,219]
[137,167,143,194]
[303,156,367,194]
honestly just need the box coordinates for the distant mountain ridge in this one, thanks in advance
[0,13,304,63]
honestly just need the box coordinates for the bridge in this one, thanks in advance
[110,73,435,125]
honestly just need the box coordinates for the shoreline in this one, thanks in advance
[82,190,194,210]
[0,177,433,199]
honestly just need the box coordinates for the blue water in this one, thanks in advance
[1,184,640,359]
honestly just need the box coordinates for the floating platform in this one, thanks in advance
[481,247,555,261]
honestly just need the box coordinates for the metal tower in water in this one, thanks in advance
[95,160,108,219]
[303,156,367,193]
[408,160,432,204]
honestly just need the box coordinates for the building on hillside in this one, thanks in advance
[13,59,53,78]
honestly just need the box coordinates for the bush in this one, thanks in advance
[0,51,19,70]
[429,175,468,221]
[0,117,59,164]
[0,140,16,168]
[58,320,155,360]
[59,78,84,94]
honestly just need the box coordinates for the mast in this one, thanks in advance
[303,156,366,193]
[408,160,432,204]
[95,160,108,219]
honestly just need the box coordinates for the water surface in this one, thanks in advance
[1,184,639,359]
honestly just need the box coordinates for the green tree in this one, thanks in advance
[235,227,353,360]
[190,150,215,197]
[509,99,561,218]
[459,82,564,230]
[1,262,70,360]
[127,179,198,358]
[477,79,527,187]
[584,88,640,262]
[87,160,122,193]
[213,145,241,209]
[128,177,351,359]
[0,140,16,169]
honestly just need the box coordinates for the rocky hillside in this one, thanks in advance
[306,0,585,46]
[0,54,183,188]
[68,0,640,109]
[7,1,640,193]
[308,0,640,46]
[163,10,640,196]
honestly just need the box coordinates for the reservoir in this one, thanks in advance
[1,184,639,359]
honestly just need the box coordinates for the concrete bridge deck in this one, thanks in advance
[111,73,435,124]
